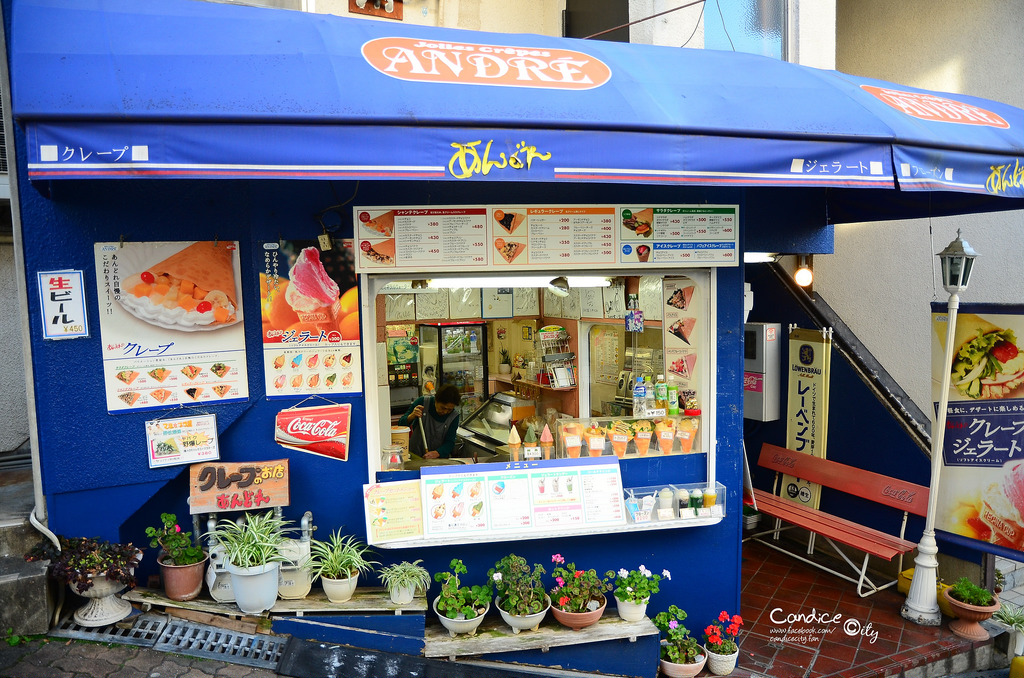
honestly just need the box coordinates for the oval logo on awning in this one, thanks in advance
[862,85,1009,128]
[362,37,611,90]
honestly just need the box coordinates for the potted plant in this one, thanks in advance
[305,529,377,603]
[944,576,1000,641]
[433,558,492,637]
[146,512,208,602]
[994,600,1024,656]
[498,346,512,374]
[703,610,744,675]
[25,535,142,627]
[548,553,612,631]
[653,605,707,678]
[205,510,291,614]
[378,560,431,605]
[488,553,549,634]
[606,564,667,621]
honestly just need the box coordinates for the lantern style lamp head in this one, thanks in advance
[937,230,978,295]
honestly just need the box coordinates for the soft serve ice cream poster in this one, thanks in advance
[259,239,362,397]
[932,304,1024,552]
[95,241,249,413]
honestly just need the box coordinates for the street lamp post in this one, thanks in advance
[902,230,979,626]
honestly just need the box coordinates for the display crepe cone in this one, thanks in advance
[676,419,698,454]
[633,432,652,456]
[509,443,521,461]
[560,424,583,458]
[540,442,553,460]
[609,432,631,458]
[585,434,606,457]
[656,427,675,455]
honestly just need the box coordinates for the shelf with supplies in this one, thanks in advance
[491,373,576,394]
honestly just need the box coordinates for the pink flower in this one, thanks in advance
[556,576,564,586]
[668,620,678,629]
[551,553,564,564]
[174,525,181,533]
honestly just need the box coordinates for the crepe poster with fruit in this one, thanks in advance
[274,401,352,462]
[932,305,1024,554]
[662,275,707,406]
[94,241,249,413]
[259,239,361,398]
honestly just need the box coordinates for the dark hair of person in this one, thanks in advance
[435,384,461,406]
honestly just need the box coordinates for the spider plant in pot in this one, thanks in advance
[994,600,1024,656]
[205,511,292,614]
[304,529,377,603]
[378,560,431,605]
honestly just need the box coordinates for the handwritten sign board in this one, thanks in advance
[363,480,424,545]
[146,414,219,468]
[188,459,289,514]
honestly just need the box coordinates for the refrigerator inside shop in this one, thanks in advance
[386,334,420,415]
[419,322,489,420]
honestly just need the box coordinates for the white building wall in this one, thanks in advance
[0,241,28,451]
[822,1,1024,413]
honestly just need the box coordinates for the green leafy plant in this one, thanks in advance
[205,511,291,569]
[434,558,491,620]
[994,600,1024,631]
[996,568,1006,592]
[948,576,996,606]
[146,513,205,566]
[5,627,30,647]
[25,535,141,594]
[703,610,743,655]
[606,564,667,604]
[304,529,377,581]
[378,560,431,595]
[488,553,547,616]
[653,605,704,664]
[499,346,512,366]
[549,553,611,613]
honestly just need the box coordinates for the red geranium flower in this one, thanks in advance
[709,634,722,645]
[727,623,739,635]
[732,614,743,625]
[574,570,583,578]
[705,625,716,636]
[559,596,570,607]
[718,610,730,623]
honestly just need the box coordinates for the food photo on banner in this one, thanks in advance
[257,238,361,397]
[933,304,1024,552]
[93,240,250,413]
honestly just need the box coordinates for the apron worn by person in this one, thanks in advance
[410,396,459,457]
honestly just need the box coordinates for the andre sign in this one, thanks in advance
[362,37,611,90]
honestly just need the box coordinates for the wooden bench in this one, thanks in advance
[748,443,929,597]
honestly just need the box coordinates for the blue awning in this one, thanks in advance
[10,0,1024,203]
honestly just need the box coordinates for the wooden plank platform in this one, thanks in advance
[123,586,427,617]
[423,611,657,659]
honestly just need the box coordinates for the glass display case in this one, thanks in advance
[554,414,703,459]
[419,322,489,420]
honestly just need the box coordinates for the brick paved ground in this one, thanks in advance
[0,638,279,678]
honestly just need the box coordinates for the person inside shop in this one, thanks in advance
[399,384,461,459]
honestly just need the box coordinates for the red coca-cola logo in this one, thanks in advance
[285,418,341,439]
[275,404,351,462]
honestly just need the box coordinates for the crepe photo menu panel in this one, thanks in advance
[94,241,250,413]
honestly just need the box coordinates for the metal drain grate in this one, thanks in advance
[154,619,285,669]
[50,612,166,647]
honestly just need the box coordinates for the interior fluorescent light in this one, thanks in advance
[565,276,612,288]
[743,252,778,263]
[426,276,612,289]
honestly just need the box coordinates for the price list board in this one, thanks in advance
[353,204,738,273]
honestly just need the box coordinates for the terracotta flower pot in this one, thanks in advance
[943,588,1000,641]
[159,552,208,602]
[550,594,606,631]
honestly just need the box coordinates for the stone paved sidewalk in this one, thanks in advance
[0,638,279,678]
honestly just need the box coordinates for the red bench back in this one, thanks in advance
[758,443,929,517]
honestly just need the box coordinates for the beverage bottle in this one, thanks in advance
[632,376,647,417]
[654,374,668,411]
[455,370,464,392]
[667,379,679,416]
[644,375,656,414]
[470,330,478,353]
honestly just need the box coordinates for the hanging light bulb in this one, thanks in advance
[794,255,813,287]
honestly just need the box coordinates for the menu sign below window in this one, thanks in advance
[353,204,738,273]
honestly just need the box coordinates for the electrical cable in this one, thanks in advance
[680,0,706,47]
[713,0,735,51]
[583,0,705,40]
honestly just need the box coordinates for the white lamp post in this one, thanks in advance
[902,229,979,626]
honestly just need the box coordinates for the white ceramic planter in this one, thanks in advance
[496,595,550,634]
[72,574,133,627]
[226,562,281,614]
[389,584,415,605]
[704,645,739,675]
[614,595,649,622]
[321,573,358,603]
[433,597,489,637]
[660,653,707,678]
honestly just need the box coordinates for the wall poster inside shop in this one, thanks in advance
[662,273,711,445]
[353,204,739,274]
[932,305,1024,553]
[94,241,249,413]
[146,414,219,469]
[257,239,361,397]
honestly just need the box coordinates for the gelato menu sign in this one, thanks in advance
[933,304,1024,553]
[258,240,361,397]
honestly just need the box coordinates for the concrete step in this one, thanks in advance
[0,554,53,635]
[0,469,38,558]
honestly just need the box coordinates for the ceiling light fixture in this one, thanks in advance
[794,255,814,287]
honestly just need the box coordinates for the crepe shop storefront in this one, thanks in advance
[9,0,1024,672]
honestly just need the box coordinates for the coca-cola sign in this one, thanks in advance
[275,403,351,462]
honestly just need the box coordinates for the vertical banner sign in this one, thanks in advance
[782,328,832,509]
[932,305,1024,553]
[258,239,361,397]
[662,274,710,456]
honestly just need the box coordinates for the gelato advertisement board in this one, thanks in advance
[933,304,1024,552]
[258,239,362,397]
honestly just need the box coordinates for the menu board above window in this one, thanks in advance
[353,204,739,273]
